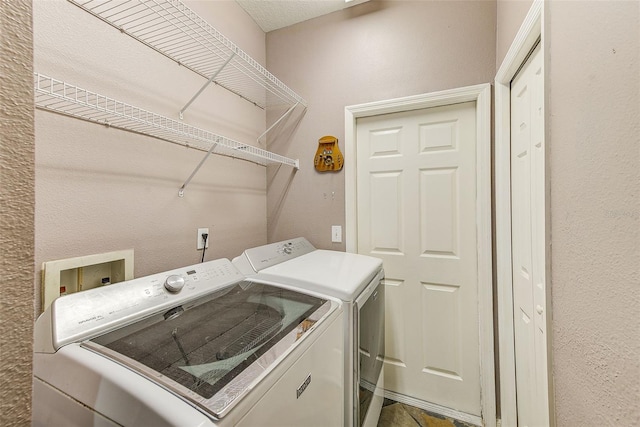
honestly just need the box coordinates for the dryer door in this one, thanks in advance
[356,272,385,426]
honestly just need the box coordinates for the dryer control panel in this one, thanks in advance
[233,237,316,274]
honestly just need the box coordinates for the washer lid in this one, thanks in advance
[82,280,335,419]
[257,250,383,301]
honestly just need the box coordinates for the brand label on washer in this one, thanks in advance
[296,374,311,399]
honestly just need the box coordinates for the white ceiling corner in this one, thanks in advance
[237,0,369,33]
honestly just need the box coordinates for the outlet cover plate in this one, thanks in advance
[197,228,209,249]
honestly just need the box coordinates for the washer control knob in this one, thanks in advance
[164,275,185,293]
[283,246,292,254]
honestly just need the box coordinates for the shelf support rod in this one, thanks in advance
[178,141,219,197]
[180,52,236,119]
[257,101,300,145]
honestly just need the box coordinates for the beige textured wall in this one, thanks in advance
[0,0,35,424]
[33,1,267,312]
[496,0,533,69]
[546,1,640,424]
[266,0,496,249]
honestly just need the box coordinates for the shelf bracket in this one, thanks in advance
[178,140,219,197]
[257,102,300,145]
[180,52,236,119]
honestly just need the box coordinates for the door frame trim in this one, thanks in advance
[495,1,553,426]
[344,84,495,427]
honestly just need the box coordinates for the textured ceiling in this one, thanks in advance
[237,0,369,32]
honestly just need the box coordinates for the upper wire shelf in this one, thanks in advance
[67,0,307,112]
[34,73,299,174]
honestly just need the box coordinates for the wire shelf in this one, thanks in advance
[68,0,306,111]
[34,73,300,171]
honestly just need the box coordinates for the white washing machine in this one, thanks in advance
[233,238,385,427]
[33,258,344,427]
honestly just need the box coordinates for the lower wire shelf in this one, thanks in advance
[34,73,299,194]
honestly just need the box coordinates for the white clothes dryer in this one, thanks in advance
[33,258,344,427]
[233,238,385,427]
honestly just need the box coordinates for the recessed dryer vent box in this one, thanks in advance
[41,249,134,311]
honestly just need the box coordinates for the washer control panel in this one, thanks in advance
[42,258,244,351]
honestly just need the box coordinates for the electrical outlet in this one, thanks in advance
[197,228,209,249]
[331,225,342,243]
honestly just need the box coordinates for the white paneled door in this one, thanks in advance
[355,101,481,417]
[510,43,550,427]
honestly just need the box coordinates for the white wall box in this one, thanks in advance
[35,0,306,195]
[41,249,134,311]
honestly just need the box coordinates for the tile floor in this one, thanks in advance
[377,399,477,427]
